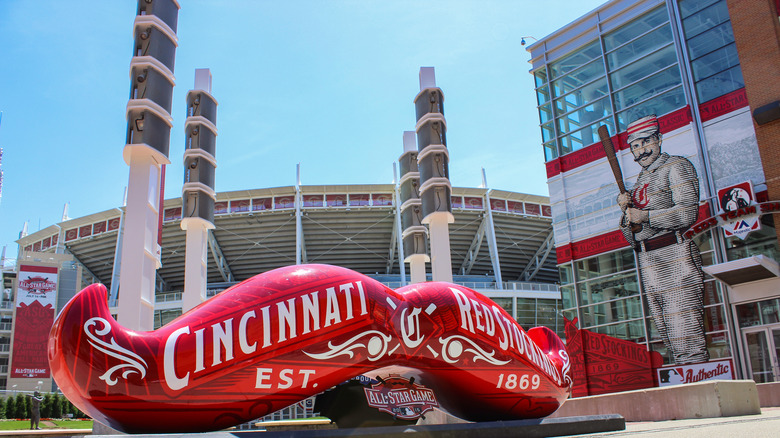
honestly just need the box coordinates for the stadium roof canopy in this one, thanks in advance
[18,184,557,292]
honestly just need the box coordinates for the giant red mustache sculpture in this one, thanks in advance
[49,264,572,433]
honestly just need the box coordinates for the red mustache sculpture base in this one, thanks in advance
[49,264,572,433]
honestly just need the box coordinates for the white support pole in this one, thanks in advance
[482,169,503,288]
[295,163,303,265]
[393,163,408,286]
[427,213,453,283]
[408,254,428,284]
[181,217,214,312]
[117,148,167,331]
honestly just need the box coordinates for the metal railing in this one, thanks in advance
[380,280,559,293]
[137,280,559,309]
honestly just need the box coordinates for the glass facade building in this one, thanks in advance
[529,0,780,382]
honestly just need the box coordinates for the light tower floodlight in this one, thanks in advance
[413,67,454,283]
[117,0,180,331]
[181,68,218,313]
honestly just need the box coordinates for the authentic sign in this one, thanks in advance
[656,359,734,386]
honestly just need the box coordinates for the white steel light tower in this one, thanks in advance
[181,69,218,312]
[399,131,429,283]
[414,67,454,283]
[118,0,180,331]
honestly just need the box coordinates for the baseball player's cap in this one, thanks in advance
[626,114,659,143]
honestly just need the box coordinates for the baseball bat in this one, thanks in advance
[598,125,642,233]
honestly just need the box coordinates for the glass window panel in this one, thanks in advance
[701,251,716,266]
[579,272,640,306]
[687,21,735,60]
[586,319,647,341]
[559,137,582,155]
[695,65,744,103]
[609,44,678,90]
[541,122,556,142]
[544,141,558,161]
[759,299,780,325]
[613,65,682,111]
[607,25,674,71]
[561,284,576,309]
[560,135,579,156]
[682,0,730,39]
[516,298,537,328]
[559,264,574,285]
[575,249,636,280]
[563,309,578,321]
[155,309,182,330]
[679,0,720,19]
[704,304,727,332]
[745,330,773,382]
[691,43,739,81]
[556,97,610,134]
[536,85,551,105]
[537,299,562,336]
[649,340,671,364]
[703,280,723,306]
[736,302,761,328]
[706,331,731,359]
[647,317,661,341]
[552,59,606,98]
[615,86,686,131]
[693,230,714,252]
[491,297,513,318]
[538,103,554,124]
[555,92,581,115]
[604,6,670,51]
[534,68,548,88]
[560,119,614,151]
[549,40,601,79]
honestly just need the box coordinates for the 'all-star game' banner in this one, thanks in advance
[11,265,58,378]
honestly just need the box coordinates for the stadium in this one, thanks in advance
[5,182,562,395]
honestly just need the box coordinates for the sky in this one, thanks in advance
[0,0,606,263]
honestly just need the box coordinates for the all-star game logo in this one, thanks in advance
[18,275,57,296]
[363,375,438,420]
[718,181,760,240]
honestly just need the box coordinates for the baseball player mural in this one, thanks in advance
[614,115,709,365]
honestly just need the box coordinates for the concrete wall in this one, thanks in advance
[549,380,760,422]
[757,382,780,407]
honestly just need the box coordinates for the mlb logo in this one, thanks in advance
[717,181,760,240]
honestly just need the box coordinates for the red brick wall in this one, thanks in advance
[727,0,780,241]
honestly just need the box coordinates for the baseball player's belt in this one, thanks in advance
[637,231,684,253]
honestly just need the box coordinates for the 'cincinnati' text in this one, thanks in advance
[163,281,368,390]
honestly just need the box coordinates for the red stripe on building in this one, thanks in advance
[19,265,58,274]
[698,88,749,122]
[546,106,693,179]
[557,201,712,264]
[556,230,630,264]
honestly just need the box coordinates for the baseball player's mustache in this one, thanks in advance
[48,264,573,433]
[634,151,654,161]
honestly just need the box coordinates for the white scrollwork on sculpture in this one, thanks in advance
[303,330,393,362]
[559,349,573,388]
[84,317,148,386]
[439,335,510,366]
